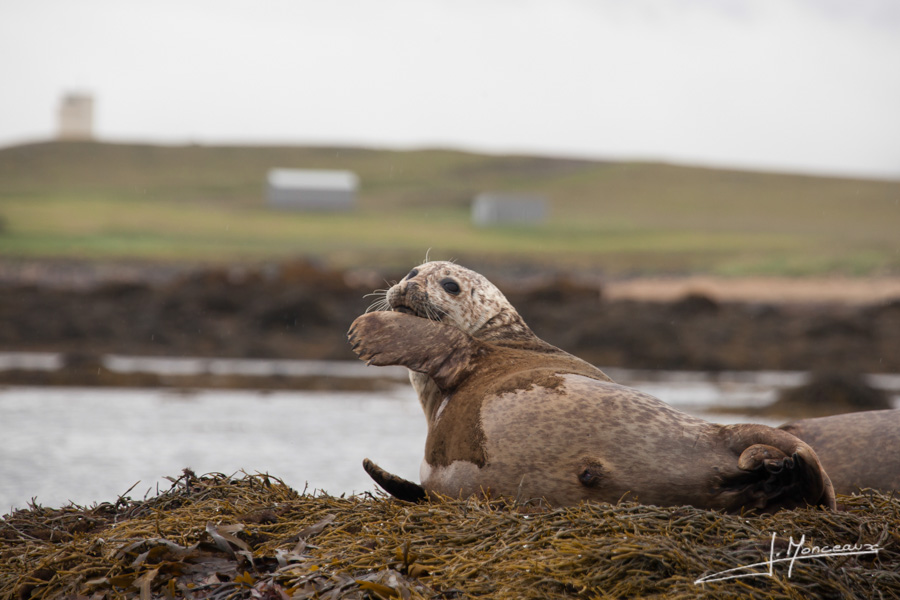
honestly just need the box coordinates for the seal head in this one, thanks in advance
[381,260,537,345]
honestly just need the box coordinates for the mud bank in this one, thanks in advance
[2,259,899,377]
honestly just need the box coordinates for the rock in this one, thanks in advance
[763,372,892,418]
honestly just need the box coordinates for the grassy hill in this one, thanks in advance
[1,141,897,275]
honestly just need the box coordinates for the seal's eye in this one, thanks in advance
[441,278,461,295]
[405,269,419,280]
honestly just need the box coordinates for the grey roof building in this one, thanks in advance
[266,169,358,211]
[472,193,548,227]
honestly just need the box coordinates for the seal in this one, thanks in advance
[350,261,836,512]
[780,409,900,494]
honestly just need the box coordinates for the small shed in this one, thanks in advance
[266,169,358,211]
[472,193,548,227]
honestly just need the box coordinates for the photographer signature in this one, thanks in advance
[695,532,881,584]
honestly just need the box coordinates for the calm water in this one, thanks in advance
[0,386,426,514]
[2,360,898,515]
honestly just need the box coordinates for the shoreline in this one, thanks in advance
[603,275,900,304]
[2,258,900,375]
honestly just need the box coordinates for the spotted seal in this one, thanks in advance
[350,261,836,512]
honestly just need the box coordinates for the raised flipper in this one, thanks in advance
[363,458,427,502]
[348,311,484,390]
[717,424,836,512]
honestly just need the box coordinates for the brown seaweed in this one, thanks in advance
[1,470,897,599]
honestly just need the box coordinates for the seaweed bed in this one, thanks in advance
[1,471,898,600]
[4,259,900,375]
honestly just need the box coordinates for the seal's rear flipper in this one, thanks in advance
[719,434,836,513]
[363,458,427,503]
[725,449,810,512]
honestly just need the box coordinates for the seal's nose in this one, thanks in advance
[405,268,419,280]
[387,283,408,309]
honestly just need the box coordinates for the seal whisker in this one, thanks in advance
[424,303,448,322]
[364,289,391,313]
[366,301,390,313]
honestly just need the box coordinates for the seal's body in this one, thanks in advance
[351,261,835,512]
[780,409,900,494]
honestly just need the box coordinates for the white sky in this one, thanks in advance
[2,0,899,179]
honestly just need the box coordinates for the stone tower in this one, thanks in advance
[57,93,94,140]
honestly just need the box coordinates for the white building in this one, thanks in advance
[472,193,548,227]
[57,93,94,140]
[266,169,358,211]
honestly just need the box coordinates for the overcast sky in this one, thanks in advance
[2,0,899,179]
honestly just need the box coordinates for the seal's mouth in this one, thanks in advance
[392,303,441,322]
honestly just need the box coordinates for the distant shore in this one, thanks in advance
[2,258,899,380]
[603,275,900,304]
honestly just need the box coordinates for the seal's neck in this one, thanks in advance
[472,309,540,345]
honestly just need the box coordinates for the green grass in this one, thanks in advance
[0,141,898,275]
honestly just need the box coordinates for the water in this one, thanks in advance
[0,351,408,379]
[0,386,426,515]
[2,359,899,515]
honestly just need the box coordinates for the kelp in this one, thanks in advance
[1,470,897,599]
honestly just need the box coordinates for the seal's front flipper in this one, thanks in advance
[348,311,482,389]
[363,458,427,503]
[718,425,836,513]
